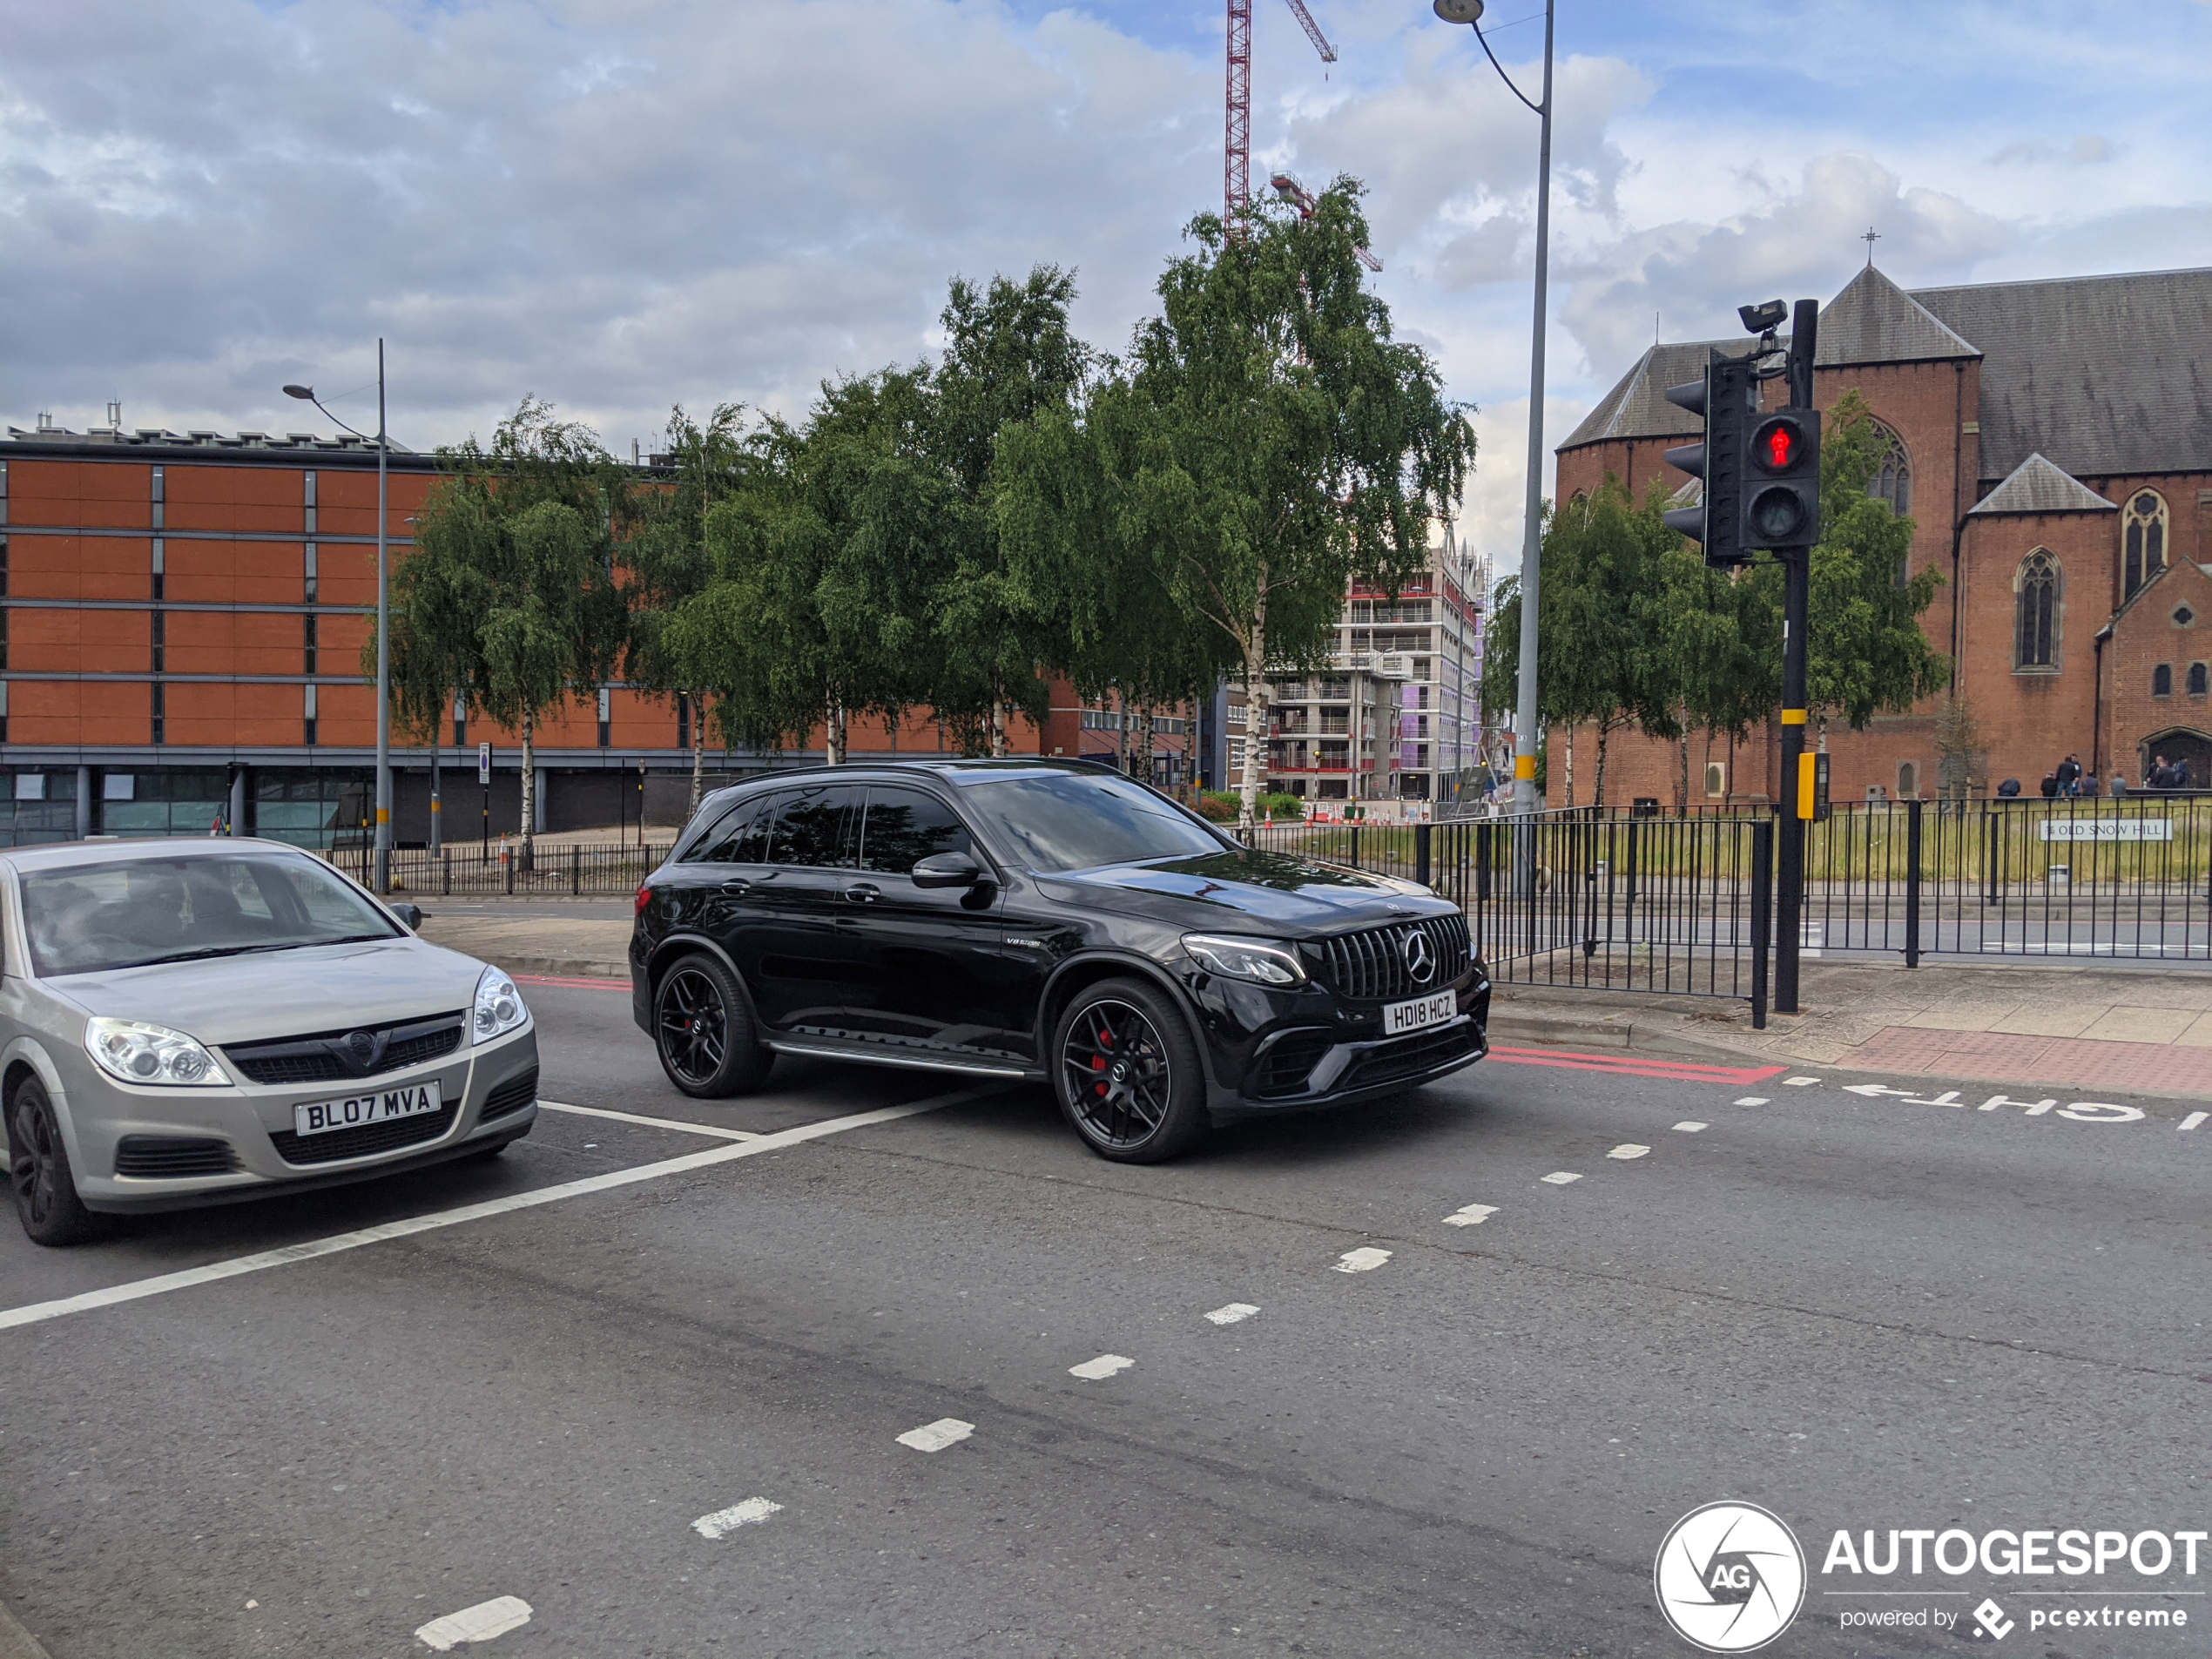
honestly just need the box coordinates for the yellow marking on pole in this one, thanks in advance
[1514,754,1535,780]
[1796,752,1816,820]
[376,806,391,824]
[1780,708,1807,725]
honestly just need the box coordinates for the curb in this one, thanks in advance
[0,1598,54,1659]
[496,955,632,981]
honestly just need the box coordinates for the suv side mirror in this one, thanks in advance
[390,902,427,931]
[911,853,983,890]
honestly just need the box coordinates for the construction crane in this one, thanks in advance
[1270,170,1383,271]
[1225,0,1336,239]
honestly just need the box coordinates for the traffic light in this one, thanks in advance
[1662,351,1754,568]
[1744,406,1822,553]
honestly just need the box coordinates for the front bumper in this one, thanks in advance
[65,1025,541,1215]
[1187,962,1491,1122]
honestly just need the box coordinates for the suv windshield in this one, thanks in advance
[18,852,400,976]
[958,772,1225,873]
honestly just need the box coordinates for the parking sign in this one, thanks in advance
[477,741,491,783]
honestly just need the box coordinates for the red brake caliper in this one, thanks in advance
[1093,1016,1111,1096]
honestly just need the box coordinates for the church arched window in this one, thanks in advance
[2152,663,2173,697]
[1869,425,1911,517]
[2122,490,2167,598]
[2014,550,2058,670]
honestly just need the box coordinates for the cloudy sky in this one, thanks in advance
[6,0,2211,566]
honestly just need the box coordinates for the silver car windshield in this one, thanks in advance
[958,772,1225,873]
[18,853,401,976]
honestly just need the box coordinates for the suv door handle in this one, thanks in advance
[844,882,880,904]
[717,880,753,897]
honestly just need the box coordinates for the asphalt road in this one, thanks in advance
[1,982,2205,1658]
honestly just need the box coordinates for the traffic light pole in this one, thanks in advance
[1772,298,1818,1016]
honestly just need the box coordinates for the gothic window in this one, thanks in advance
[1869,425,1912,517]
[2152,664,2173,697]
[2122,489,2167,598]
[2191,663,2209,698]
[2014,550,2058,670]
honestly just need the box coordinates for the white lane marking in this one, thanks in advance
[2180,1111,2206,1132]
[1784,1077,1820,1087]
[539,1099,759,1141]
[1607,1143,1650,1160]
[1735,1096,1770,1106]
[897,1418,974,1453]
[1333,1247,1393,1272]
[1204,1303,1261,1325]
[692,1497,782,1540]
[0,1093,988,1332]
[1539,1171,1581,1185]
[1673,1121,1708,1133]
[1442,1204,1498,1227]
[415,1595,532,1651]
[1069,1353,1135,1379]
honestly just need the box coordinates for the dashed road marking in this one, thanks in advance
[1784,1076,1821,1087]
[1673,1122,1708,1133]
[1069,1354,1135,1379]
[2181,1111,2206,1132]
[0,1094,988,1332]
[1333,1247,1393,1272]
[539,1099,760,1141]
[897,1418,974,1453]
[416,1596,533,1651]
[1442,1204,1498,1227]
[1607,1143,1650,1160]
[1204,1303,1261,1325]
[1539,1171,1581,1186]
[692,1498,782,1540]
[1735,1096,1771,1106]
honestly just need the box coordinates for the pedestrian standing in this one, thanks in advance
[2055,753,2082,798]
[2110,772,2128,797]
[2148,753,2172,790]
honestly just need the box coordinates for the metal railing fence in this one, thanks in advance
[324,840,676,898]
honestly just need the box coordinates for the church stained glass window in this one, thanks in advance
[2015,550,2057,670]
[2122,490,2167,598]
[1868,426,1911,517]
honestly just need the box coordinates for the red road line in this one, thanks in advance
[513,973,631,990]
[1487,1045,1787,1086]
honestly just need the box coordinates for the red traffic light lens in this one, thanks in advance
[1751,415,1804,475]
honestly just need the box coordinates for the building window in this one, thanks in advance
[2122,490,2167,598]
[304,542,318,604]
[597,686,612,748]
[152,682,165,746]
[2152,664,2173,698]
[304,683,319,747]
[152,538,165,603]
[0,458,8,527]
[152,610,165,673]
[1869,425,1912,516]
[303,613,317,676]
[453,698,467,750]
[0,535,9,597]
[2174,604,2195,628]
[151,465,165,531]
[677,693,691,751]
[303,469,317,535]
[0,681,9,745]
[2190,663,2209,698]
[1898,760,1919,799]
[2014,549,2057,669]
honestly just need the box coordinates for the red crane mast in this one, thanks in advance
[1225,0,1339,238]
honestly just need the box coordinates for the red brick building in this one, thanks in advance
[1551,264,2212,804]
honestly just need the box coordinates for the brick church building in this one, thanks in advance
[1550,262,2212,805]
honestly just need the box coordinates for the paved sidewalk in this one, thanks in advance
[416,911,631,980]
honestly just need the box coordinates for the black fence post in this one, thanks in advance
[1905,799,1923,968]
[571,844,582,897]
[1349,825,1361,870]
[1750,816,1773,1029]
[1415,823,1432,889]
[1476,823,1493,903]
[442,847,451,898]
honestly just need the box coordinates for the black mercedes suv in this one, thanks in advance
[629,760,1488,1162]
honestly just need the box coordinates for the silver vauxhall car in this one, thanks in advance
[0,838,538,1245]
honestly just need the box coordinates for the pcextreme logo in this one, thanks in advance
[1654,1501,1808,1653]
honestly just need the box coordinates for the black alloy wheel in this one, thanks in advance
[1053,977,1208,1163]
[652,954,772,1099]
[7,1076,101,1246]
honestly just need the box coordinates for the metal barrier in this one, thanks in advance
[326,840,675,898]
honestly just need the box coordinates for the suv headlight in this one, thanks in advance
[1183,934,1306,987]
[84,1018,231,1087]
[473,966,529,1044]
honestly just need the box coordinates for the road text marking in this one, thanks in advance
[1204,1303,1261,1325]
[539,1099,761,1141]
[1607,1143,1650,1160]
[1784,1076,1821,1086]
[1540,1171,1581,1185]
[2182,1111,2207,1132]
[0,1094,990,1332]
[898,1419,974,1453]
[1069,1354,1135,1379]
[416,1596,532,1651]
[1442,1204,1499,1227]
[1673,1122,1708,1133]
[1735,1096,1770,1106]
[693,1498,782,1540]
[1333,1247,1393,1272]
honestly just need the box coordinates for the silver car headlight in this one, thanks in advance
[1183,934,1306,987]
[473,966,529,1044]
[84,1018,232,1087]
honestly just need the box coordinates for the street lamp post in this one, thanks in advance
[285,342,391,895]
[1433,0,1553,822]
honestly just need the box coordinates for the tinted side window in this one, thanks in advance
[695,797,774,864]
[860,788,972,874]
[765,786,860,867]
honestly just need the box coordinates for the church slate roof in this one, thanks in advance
[1966,453,2116,516]
[1912,267,2212,482]
[1557,340,1719,449]
[1817,265,1980,368]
